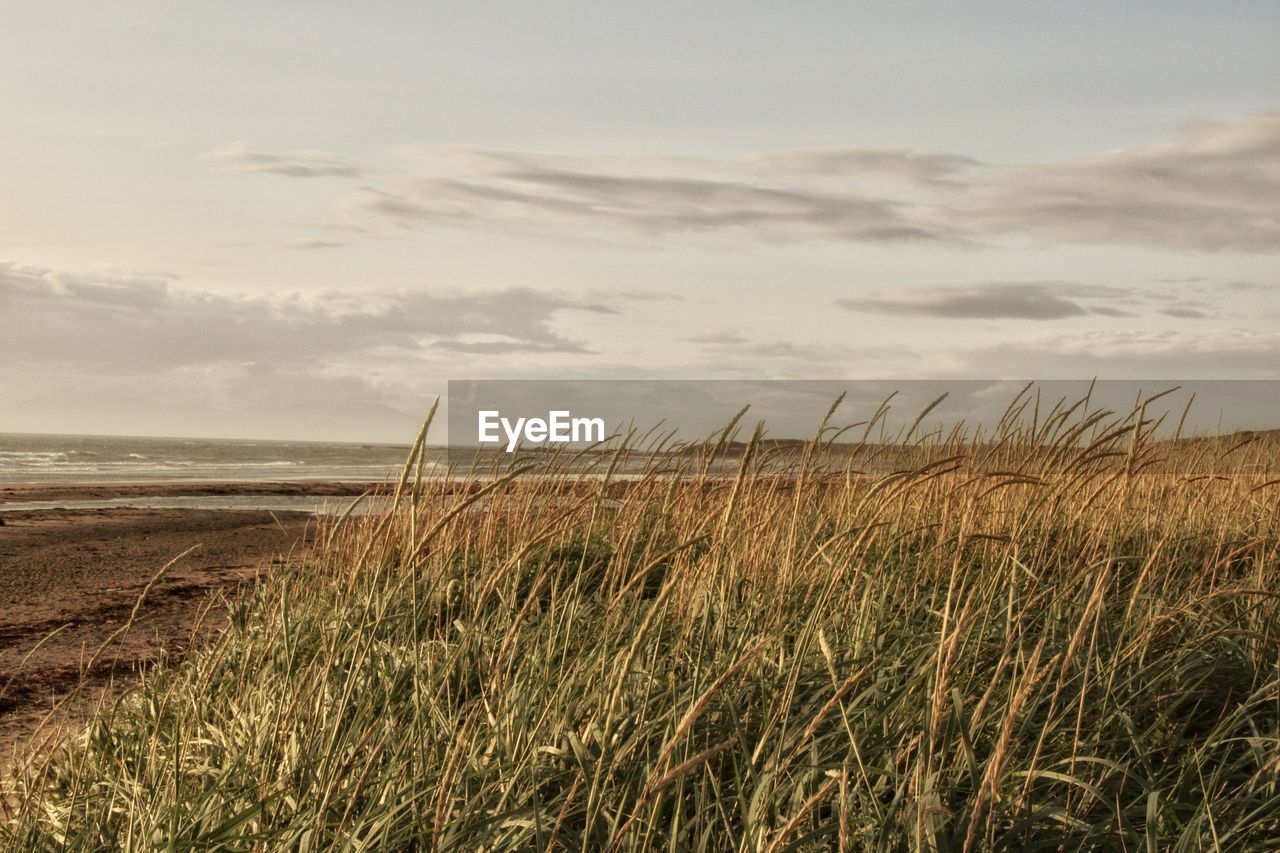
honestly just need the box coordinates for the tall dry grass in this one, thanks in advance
[4,390,1280,850]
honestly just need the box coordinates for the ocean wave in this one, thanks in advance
[0,435,408,483]
[0,451,71,462]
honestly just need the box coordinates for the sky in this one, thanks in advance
[1,1,1278,442]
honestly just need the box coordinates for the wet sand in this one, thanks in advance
[0,484,372,763]
[0,480,379,504]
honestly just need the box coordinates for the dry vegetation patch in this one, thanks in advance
[4,394,1280,849]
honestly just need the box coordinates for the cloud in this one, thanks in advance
[285,238,347,250]
[321,110,1280,253]
[954,328,1280,378]
[599,289,685,303]
[678,329,920,376]
[837,281,1136,320]
[747,149,979,182]
[0,359,433,443]
[369,162,948,243]
[430,337,596,355]
[343,188,451,229]
[961,113,1280,253]
[210,142,364,178]
[0,260,651,438]
[684,330,749,345]
[0,260,616,372]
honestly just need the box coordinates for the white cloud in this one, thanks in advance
[954,328,1280,378]
[0,260,616,371]
[960,113,1280,253]
[209,142,365,178]
[285,238,347,250]
[0,260,661,438]
[292,110,1280,253]
[838,281,1133,320]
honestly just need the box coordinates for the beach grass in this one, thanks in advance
[4,390,1280,850]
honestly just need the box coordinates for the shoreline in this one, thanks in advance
[0,480,387,505]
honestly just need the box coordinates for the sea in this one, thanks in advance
[0,433,420,513]
[0,433,416,484]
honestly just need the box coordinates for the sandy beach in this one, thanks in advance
[0,480,378,504]
[0,482,380,763]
